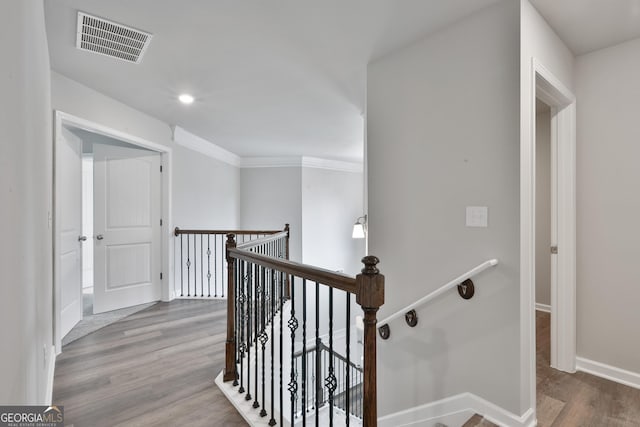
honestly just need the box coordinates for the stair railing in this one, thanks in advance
[173,225,289,298]
[224,229,384,427]
[375,259,498,339]
[292,339,364,421]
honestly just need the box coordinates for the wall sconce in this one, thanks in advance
[352,214,367,239]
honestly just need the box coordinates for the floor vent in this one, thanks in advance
[76,11,152,64]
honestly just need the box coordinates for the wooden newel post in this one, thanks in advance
[356,255,384,427]
[223,233,237,382]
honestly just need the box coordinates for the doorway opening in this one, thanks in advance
[532,61,577,376]
[54,111,173,353]
[535,97,553,379]
[82,154,94,311]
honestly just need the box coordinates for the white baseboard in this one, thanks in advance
[378,393,535,427]
[45,345,57,404]
[535,303,551,313]
[576,357,640,390]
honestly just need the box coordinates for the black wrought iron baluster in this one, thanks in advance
[345,292,351,425]
[246,262,252,402]
[315,282,321,427]
[326,287,336,427]
[233,258,239,386]
[253,263,260,409]
[186,234,191,297]
[268,268,276,426]
[207,235,211,297]
[180,234,184,297]
[220,235,224,298]
[239,261,246,394]
[279,271,284,427]
[214,234,218,297]
[288,276,298,424]
[193,233,197,297]
[302,279,307,426]
[199,235,203,297]
[259,266,268,417]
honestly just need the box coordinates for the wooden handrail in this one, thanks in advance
[235,230,289,250]
[228,246,357,294]
[174,226,282,236]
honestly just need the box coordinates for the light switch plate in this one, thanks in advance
[466,206,488,227]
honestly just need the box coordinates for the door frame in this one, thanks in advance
[534,60,576,373]
[522,57,576,403]
[53,110,173,354]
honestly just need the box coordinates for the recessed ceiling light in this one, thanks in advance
[178,94,194,105]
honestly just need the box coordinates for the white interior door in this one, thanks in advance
[57,127,84,338]
[93,143,161,313]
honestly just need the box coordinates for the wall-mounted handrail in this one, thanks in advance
[377,259,498,329]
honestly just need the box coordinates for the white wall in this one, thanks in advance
[240,167,303,261]
[301,167,365,350]
[173,147,240,229]
[368,0,521,416]
[575,37,640,375]
[51,71,241,230]
[535,108,551,307]
[301,168,364,275]
[520,0,574,412]
[0,0,53,404]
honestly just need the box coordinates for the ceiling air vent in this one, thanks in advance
[76,12,152,64]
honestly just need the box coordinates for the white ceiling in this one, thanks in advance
[530,0,640,55]
[44,0,502,162]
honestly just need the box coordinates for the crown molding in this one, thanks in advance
[240,157,303,169]
[173,127,363,173]
[241,156,363,173]
[173,126,241,167]
[301,156,363,173]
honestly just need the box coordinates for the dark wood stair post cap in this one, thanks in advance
[356,256,384,308]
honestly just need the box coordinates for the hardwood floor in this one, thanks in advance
[53,299,247,427]
[53,301,640,426]
[536,310,640,426]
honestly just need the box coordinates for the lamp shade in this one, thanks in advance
[352,222,366,239]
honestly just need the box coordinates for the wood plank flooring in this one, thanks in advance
[53,301,640,426]
[536,311,640,426]
[53,299,247,427]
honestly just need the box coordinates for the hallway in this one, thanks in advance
[53,299,246,426]
[536,311,640,426]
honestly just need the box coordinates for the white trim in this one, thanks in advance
[533,59,577,375]
[45,345,56,405]
[171,126,364,173]
[241,156,303,169]
[576,357,640,390]
[53,111,174,354]
[301,156,363,173]
[241,156,363,173]
[378,393,535,427]
[535,303,551,313]
[173,126,242,167]
[521,57,577,420]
